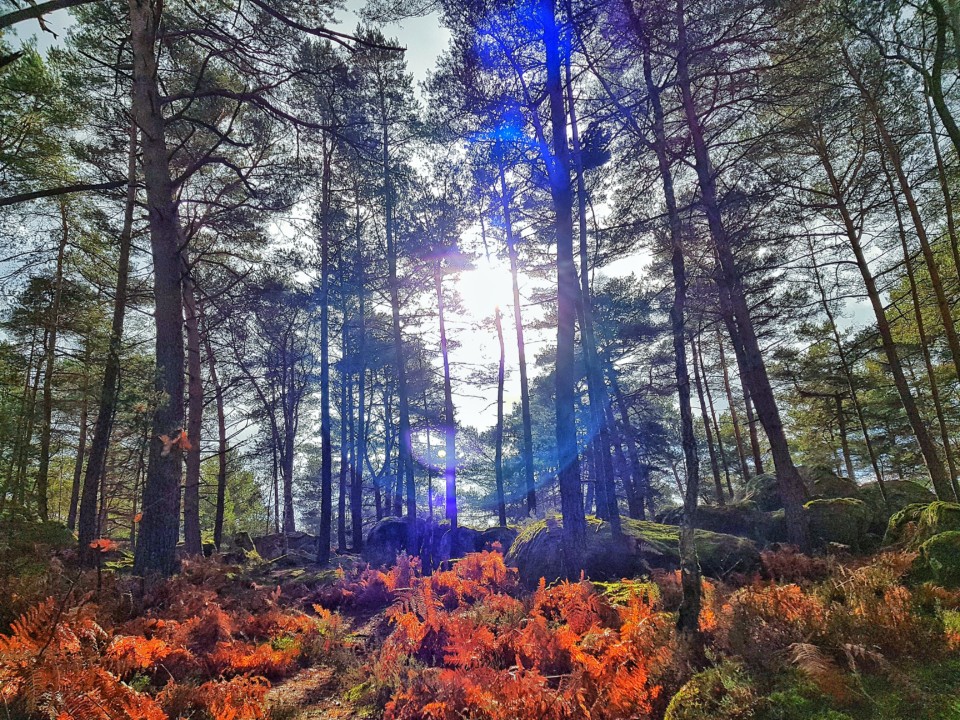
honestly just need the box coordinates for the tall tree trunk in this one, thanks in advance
[338,350,349,553]
[675,0,808,549]
[835,394,857,482]
[203,328,227,549]
[924,91,960,281]
[815,140,952,499]
[889,171,960,500]
[79,118,136,565]
[691,332,725,505]
[67,347,90,530]
[181,266,203,556]
[382,116,416,551]
[318,141,334,562]
[566,43,620,533]
[351,186,366,550]
[636,16,701,648]
[607,363,646,517]
[717,332,751,482]
[542,0,585,564]
[37,203,68,522]
[495,303,507,528]
[807,236,885,488]
[742,385,764,475]
[130,0,188,577]
[435,262,457,528]
[848,51,960,383]
[696,335,734,497]
[499,167,536,515]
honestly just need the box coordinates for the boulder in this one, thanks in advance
[478,526,518,553]
[658,502,777,544]
[799,465,860,500]
[253,532,318,560]
[882,503,929,547]
[504,515,760,587]
[741,473,782,511]
[859,480,936,532]
[233,531,255,552]
[363,517,421,567]
[914,501,960,547]
[917,531,960,587]
[804,498,871,551]
[439,526,483,561]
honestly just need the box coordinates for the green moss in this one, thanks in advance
[859,481,936,533]
[882,503,929,547]
[591,579,661,606]
[918,531,960,587]
[664,659,763,720]
[804,498,871,550]
[800,465,860,501]
[743,473,783,511]
[914,502,960,547]
[506,515,759,586]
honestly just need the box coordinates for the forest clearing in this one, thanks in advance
[3,0,960,717]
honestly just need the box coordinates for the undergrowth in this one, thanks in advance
[2,543,959,720]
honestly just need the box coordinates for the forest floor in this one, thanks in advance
[2,523,960,720]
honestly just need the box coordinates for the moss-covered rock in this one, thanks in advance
[478,526,518,553]
[917,531,960,587]
[882,503,930,547]
[799,465,860,501]
[664,659,762,720]
[659,502,764,541]
[504,515,760,586]
[859,480,936,533]
[913,501,960,547]
[742,473,783,511]
[804,498,871,550]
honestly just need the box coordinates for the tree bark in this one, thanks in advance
[67,346,90,530]
[675,0,809,549]
[499,167,537,515]
[202,327,228,549]
[79,117,137,565]
[717,331,751,482]
[36,203,68,522]
[814,140,951,499]
[318,138,334,563]
[181,266,203,556]
[130,0,188,577]
[435,262,457,528]
[542,0,585,565]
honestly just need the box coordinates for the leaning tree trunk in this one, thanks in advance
[79,118,137,566]
[130,0,188,577]
[675,0,809,549]
[691,332,725,505]
[816,142,952,500]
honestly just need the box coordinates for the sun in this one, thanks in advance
[454,258,516,319]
